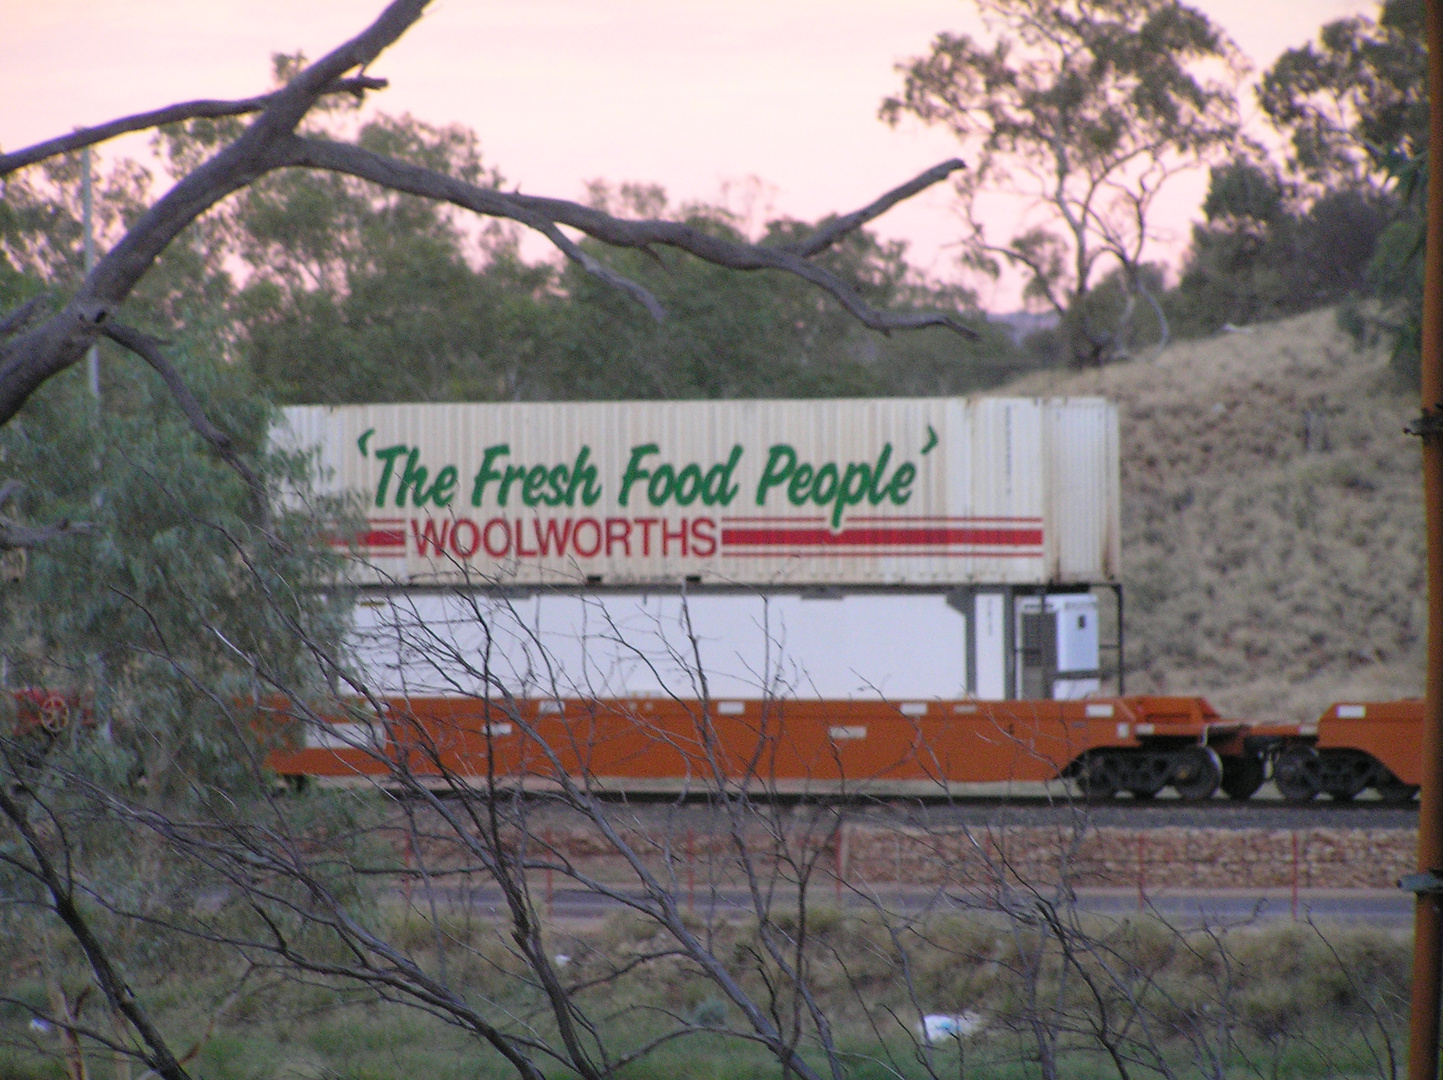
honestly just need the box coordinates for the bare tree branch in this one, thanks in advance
[0,296,48,341]
[0,518,90,549]
[101,322,272,526]
[0,783,193,1080]
[0,76,388,179]
[0,479,90,550]
[781,158,965,257]
[285,137,977,337]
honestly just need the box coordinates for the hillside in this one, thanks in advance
[1002,308,1425,721]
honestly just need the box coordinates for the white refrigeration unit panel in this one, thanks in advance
[967,591,1101,701]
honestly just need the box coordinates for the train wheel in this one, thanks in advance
[1121,753,1170,799]
[1170,746,1222,801]
[1320,749,1374,802]
[1220,753,1265,801]
[1274,746,1322,802]
[39,693,70,733]
[1077,753,1121,801]
[1375,769,1420,805]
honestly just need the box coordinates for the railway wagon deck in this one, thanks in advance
[268,695,1247,799]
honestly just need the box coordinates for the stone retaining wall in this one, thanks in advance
[402,810,1416,892]
[840,824,1415,890]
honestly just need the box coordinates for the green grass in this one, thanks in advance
[0,908,1413,1080]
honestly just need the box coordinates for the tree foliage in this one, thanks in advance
[1165,157,1394,337]
[1257,0,1425,194]
[882,0,1241,366]
[221,107,556,403]
[0,156,346,800]
[1164,0,1424,353]
[1349,148,1425,382]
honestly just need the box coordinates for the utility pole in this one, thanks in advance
[1407,3,1443,1078]
[82,146,99,405]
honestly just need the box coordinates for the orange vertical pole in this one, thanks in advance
[1409,5,1443,1078]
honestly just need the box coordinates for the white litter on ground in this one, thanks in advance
[918,1012,983,1044]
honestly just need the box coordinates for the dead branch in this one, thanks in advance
[0,76,388,179]
[284,136,974,336]
[0,782,193,1080]
[0,480,90,550]
[100,322,272,529]
[780,157,965,258]
[0,0,975,437]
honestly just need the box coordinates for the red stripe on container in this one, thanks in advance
[720,549,1042,558]
[721,525,1043,547]
[329,519,406,550]
[359,529,406,548]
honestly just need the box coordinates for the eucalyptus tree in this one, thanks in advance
[1257,0,1425,198]
[1255,0,1425,378]
[881,0,1242,367]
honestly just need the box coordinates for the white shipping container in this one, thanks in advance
[349,589,1103,702]
[351,592,972,700]
[277,397,1119,588]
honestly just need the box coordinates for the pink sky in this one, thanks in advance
[3,0,1373,310]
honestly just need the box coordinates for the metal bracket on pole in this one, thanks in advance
[1400,872,1443,895]
[1405,411,1443,438]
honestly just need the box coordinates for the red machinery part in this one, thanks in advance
[9,689,84,736]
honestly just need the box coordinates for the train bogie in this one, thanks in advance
[1315,701,1422,790]
[1261,700,1423,803]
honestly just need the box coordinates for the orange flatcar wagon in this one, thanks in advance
[269,694,1263,801]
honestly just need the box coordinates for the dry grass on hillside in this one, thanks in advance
[1004,308,1424,721]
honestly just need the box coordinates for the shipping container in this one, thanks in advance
[353,591,972,700]
[347,587,1103,702]
[278,397,1120,589]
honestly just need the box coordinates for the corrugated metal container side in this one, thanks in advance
[1043,398,1121,582]
[275,397,1119,588]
